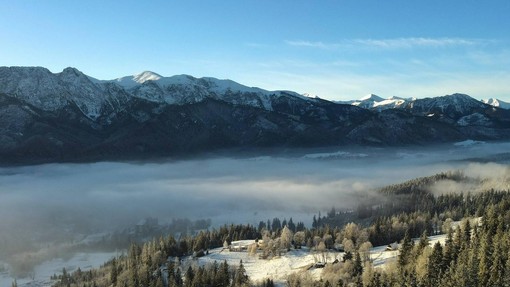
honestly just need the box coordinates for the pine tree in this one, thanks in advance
[174,267,183,287]
[427,242,443,286]
[353,252,363,277]
[466,248,479,287]
[233,260,248,286]
[398,230,413,267]
[110,258,118,285]
[416,230,429,253]
[478,233,493,287]
[488,237,505,287]
[443,228,455,267]
[503,248,510,287]
[461,219,471,248]
[184,266,194,287]
[218,260,230,287]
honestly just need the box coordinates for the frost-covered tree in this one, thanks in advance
[280,225,294,251]
[293,231,306,248]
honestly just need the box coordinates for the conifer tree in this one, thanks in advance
[416,230,429,253]
[184,266,194,287]
[443,228,455,267]
[110,258,118,285]
[234,260,249,286]
[398,230,413,267]
[478,233,493,287]
[488,239,505,287]
[427,242,443,286]
[353,252,363,277]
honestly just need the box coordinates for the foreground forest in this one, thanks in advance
[43,169,510,287]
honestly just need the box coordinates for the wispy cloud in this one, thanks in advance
[353,37,477,48]
[285,40,340,50]
[286,37,482,50]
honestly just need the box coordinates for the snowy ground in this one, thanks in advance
[197,240,341,285]
[0,233,453,287]
[0,252,118,287]
[195,234,451,286]
[369,234,448,268]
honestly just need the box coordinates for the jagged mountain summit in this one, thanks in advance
[1,66,510,164]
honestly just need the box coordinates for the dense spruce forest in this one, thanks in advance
[46,170,510,287]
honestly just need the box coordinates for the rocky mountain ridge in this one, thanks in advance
[1,66,509,164]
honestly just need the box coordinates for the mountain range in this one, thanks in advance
[1,66,510,164]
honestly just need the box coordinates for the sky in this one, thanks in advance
[1,0,510,101]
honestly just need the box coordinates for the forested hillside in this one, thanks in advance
[46,170,510,287]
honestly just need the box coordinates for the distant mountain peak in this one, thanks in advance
[445,93,472,99]
[60,67,89,80]
[359,94,384,102]
[133,71,162,83]
[440,93,484,106]
[113,71,163,88]
[483,98,510,109]
[61,66,82,74]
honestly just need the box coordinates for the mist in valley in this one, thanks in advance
[1,141,510,283]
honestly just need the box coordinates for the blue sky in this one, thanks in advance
[1,0,510,101]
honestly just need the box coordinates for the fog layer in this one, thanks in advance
[1,142,510,266]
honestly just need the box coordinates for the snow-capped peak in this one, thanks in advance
[133,71,162,83]
[113,71,163,88]
[483,98,510,109]
[359,94,384,102]
[347,94,411,110]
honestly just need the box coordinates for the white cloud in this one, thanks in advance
[285,40,339,50]
[286,37,482,50]
[352,37,477,49]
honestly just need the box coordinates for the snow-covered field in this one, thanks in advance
[0,252,118,287]
[197,240,341,285]
[195,235,450,286]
